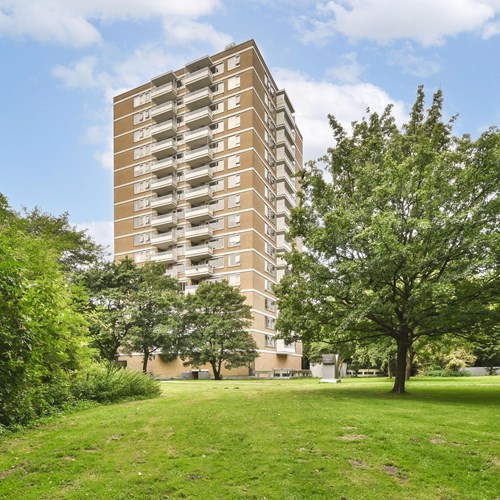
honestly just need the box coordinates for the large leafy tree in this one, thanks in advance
[79,258,142,361]
[276,88,500,394]
[179,281,257,380]
[121,262,181,373]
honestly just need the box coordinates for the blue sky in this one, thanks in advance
[1,0,499,252]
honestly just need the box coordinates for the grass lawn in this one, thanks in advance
[0,377,499,499]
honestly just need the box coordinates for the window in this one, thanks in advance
[133,91,151,107]
[265,316,276,330]
[265,242,275,257]
[211,140,224,153]
[228,273,240,286]
[133,145,151,160]
[228,173,241,188]
[265,260,276,276]
[227,75,240,90]
[228,154,240,169]
[266,169,276,185]
[212,120,224,133]
[228,253,241,267]
[134,162,151,177]
[227,54,240,71]
[134,232,151,246]
[228,193,240,208]
[133,109,150,124]
[228,94,240,110]
[213,62,224,75]
[134,179,151,194]
[228,114,240,129]
[265,279,274,293]
[228,134,240,149]
[213,82,224,94]
[134,215,151,228]
[265,206,276,220]
[228,233,240,247]
[213,101,224,114]
[265,298,276,312]
[265,334,275,347]
[265,186,276,204]
[210,179,224,192]
[134,197,151,211]
[134,127,151,142]
[228,213,240,227]
[134,250,151,263]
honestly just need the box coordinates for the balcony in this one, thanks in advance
[185,185,214,204]
[276,201,292,220]
[151,119,177,141]
[151,81,177,104]
[165,268,178,279]
[151,138,177,159]
[184,126,213,149]
[151,194,177,212]
[185,244,213,261]
[184,67,213,90]
[277,234,292,253]
[276,182,296,207]
[151,249,178,264]
[184,145,213,167]
[151,212,177,231]
[276,339,296,355]
[184,106,213,129]
[151,175,177,195]
[151,101,177,121]
[151,230,177,249]
[184,87,213,110]
[185,225,214,242]
[185,284,198,294]
[276,217,290,234]
[151,157,177,176]
[185,204,214,224]
[185,263,214,279]
[276,157,295,180]
[184,165,213,187]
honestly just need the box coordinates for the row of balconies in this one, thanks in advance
[150,184,214,213]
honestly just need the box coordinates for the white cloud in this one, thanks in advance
[295,0,500,46]
[162,19,232,51]
[388,44,441,78]
[326,52,365,83]
[273,68,407,162]
[75,220,114,257]
[0,0,223,47]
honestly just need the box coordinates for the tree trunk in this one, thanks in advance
[142,349,149,373]
[211,361,221,380]
[392,338,408,394]
[406,348,414,380]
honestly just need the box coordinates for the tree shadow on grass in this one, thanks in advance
[297,380,500,408]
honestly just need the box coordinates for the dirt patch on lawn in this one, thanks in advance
[0,462,28,479]
[339,434,365,441]
[429,437,446,444]
[381,464,408,482]
[349,458,368,469]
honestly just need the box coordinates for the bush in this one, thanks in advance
[72,363,161,402]
[424,369,471,377]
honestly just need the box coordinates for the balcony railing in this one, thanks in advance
[184,165,213,185]
[185,264,214,278]
[185,184,214,203]
[151,194,177,211]
[151,250,178,264]
[185,225,214,241]
[151,157,177,176]
[184,204,214,223]
[276,339,296,355]
[184,67,213,89]
[185,244,213,260]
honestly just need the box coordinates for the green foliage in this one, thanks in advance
[423,369,471,377]
[179,281,257,379]
[0,196,90,427]
[71,363,161,402]
[276,87,500,394]
[80,260,182,371]
[120,262,181,373]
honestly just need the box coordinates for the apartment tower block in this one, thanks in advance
[113,40,302,377]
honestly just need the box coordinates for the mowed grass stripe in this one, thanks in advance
[0,377,498,499]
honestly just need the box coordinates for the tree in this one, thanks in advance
[276,87,500,394]
[0,196,89,426]
[179,281,257,380]
[121,262,181,373]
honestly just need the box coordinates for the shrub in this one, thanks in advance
[424,369,471,377]
[72,363,161,402]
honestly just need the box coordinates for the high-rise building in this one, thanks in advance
[113,40,303,377]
